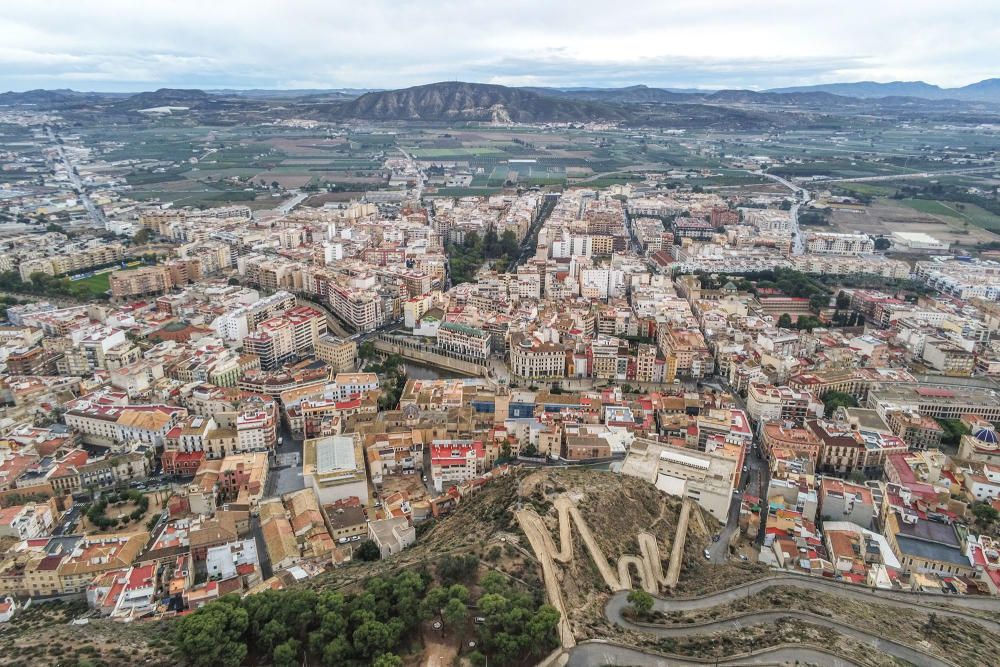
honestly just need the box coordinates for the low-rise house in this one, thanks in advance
[325,504,367,543]
[205,538,260,583]
[57,532,148,594]
[367,516,415,559]
[260,505,299,572]
[883,509,972,577]
[429,440,484,492]
[818,478,876,529]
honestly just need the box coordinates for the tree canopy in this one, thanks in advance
[172,563,559,667]
[822,391,858,417]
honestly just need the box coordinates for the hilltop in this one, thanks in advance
[111,88,212,111]
[0,468,729,666]
[332,81,628,123]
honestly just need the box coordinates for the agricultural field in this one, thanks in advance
[826,199,1000,247]
[78,124,392,207]
[897,198,1000,232]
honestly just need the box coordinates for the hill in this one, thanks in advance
[768,78,1000,104]
[0,88,120,107]
[524,84,693,104]
[111,88,212,111]
[0,468,731,666]
[333,81,629,122]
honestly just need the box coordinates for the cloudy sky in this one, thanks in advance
[2,1,998,92]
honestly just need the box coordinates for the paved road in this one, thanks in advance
[507,195,556,270]
[250,515,273,580]
[294,296,353,338]
[605,605,955,667]
[608,574,1000,618]
[575,572,1000,667]
[275,190,308,214]
[263,420,306,499]
[565,640,861,667]
[46,127,108,229]
[702,376,768,563]
[821,166,997,184]
[396,147,425,200]
[754,170,810,255]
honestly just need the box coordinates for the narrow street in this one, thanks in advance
[265,420,306,498]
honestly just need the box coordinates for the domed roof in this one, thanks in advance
[974,426,999,445]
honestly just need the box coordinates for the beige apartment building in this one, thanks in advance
[314,334,358,373]
[509,333,566,379]
[109,266,174,299]
[18,243,125,280]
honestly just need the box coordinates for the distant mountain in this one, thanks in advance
[702,89,856,106]
[525,85,934,108]
[958,79,1000,102]
[523,85,693,104]
[112,88,211,110]
[334,81,629,122]
[208,88,373,100]
[0,88,123,106]
[768,78,1000,103]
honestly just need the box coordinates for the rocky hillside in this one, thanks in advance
[334,81,628,122]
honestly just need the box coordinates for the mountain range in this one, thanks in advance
[2,78,999,129]
[331,81,628,123]
[767,79,1000,103]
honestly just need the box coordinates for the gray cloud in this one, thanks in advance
[0,1,996,91]
[468,54,878,90]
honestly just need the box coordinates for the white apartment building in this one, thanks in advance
[805,232,874,256]
[620,438,738,521]
[429,440,484,492]
[0,503,54,540]
[437,322,491,360]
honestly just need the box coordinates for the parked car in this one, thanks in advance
[337,537,349,544]
[703,549,711,559]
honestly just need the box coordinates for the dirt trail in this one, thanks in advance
[420,629,457,667]
[664,499,692,587]
[517,506,577,649]
[516,493,690,640]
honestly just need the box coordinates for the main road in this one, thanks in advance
[275,190,308,214]
[396,146,425,200]
[580,574,1000,667]
[753,169,810,255]
[565,640,861,667]
[46,126,108,229]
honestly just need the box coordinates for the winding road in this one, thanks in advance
[565,640,862,667]
[517,495,1000,665]
[589,574,1000,667]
